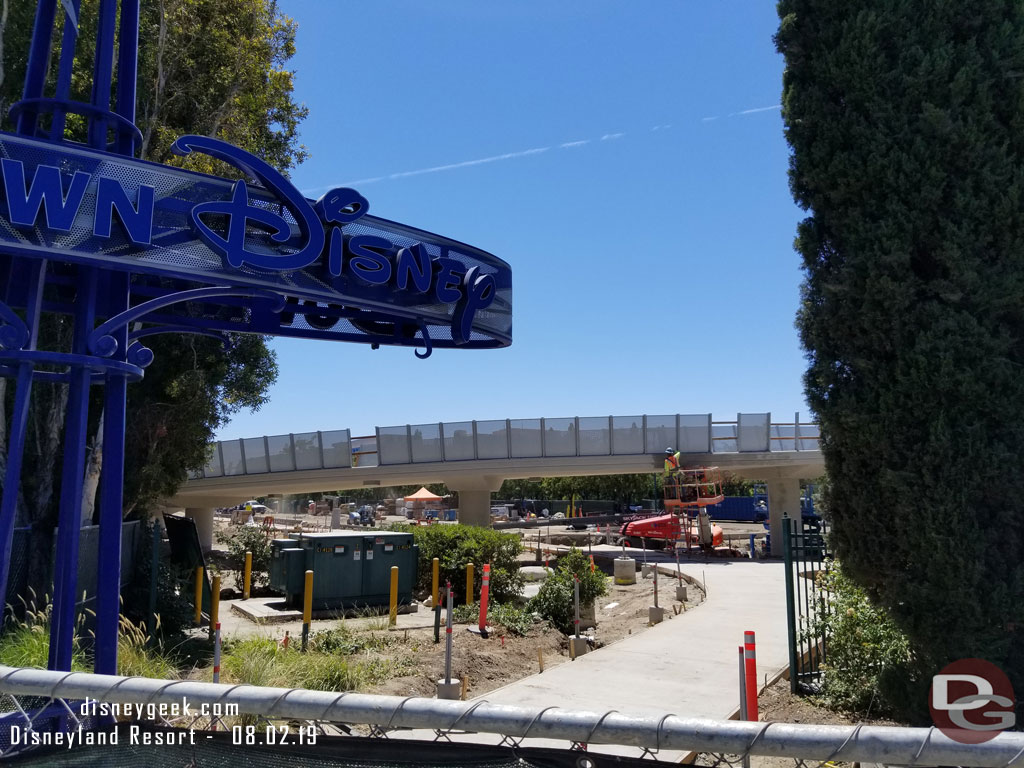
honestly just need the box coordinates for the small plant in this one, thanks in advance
[216,525,272,591]
[452,601,533,636]
[529,548,607,635]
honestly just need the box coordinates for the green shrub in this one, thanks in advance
[216,525,272,590]
[412,525,524,604]
[452,601,533,637]
[811,563,913,717]
[529,548,607,635]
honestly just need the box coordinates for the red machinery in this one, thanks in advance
[618,467,726,550]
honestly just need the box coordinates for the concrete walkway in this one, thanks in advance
[407,557,791,761]
[475,557,789,717]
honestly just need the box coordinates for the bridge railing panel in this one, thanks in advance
[321,429,352,469]
[679,413,712,453]
[542,417,576,457]
[442,421,474,461]
[476,419,509,459]
[509,418,542,458]
[202,444,223,478]
[611,415,644,455]
[377,425,411,465]
[242,437,268,474]
[738,412,771,452]
[578,416,610,456]
[221,439,245,476]
[644,414,676,454]
[266,434,295,472]
[410,423,443,463]
[293,431,323,470]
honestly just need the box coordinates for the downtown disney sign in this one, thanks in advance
[0,133,512,357]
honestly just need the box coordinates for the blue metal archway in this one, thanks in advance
[0,0,512,676]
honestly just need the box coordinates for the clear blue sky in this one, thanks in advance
[217,1,809,440]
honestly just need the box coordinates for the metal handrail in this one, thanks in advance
[0,666,1020,766]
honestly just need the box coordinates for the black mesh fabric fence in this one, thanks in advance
[2,523,141,625]
[3,725,653,768]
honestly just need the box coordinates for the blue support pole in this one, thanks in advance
[89,0,119,150]
[0,260,47,624]
[94,272,129,674]
[18,0,58,136]
[48,268,98,672]
[115,0,140,155]
[50,0,82,142]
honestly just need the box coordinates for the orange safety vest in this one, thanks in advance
[664,453,680,473]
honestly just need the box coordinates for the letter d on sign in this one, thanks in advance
[932,674,993,711]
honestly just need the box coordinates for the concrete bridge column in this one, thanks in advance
[764,475,801,557]
[451,476,505,527]
[184,507,215,552]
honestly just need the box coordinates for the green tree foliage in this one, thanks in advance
[499,474,659,505]
[529,548,607,635]
[777,0,1024,716]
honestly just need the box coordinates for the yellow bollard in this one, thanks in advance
[193,566,204,625]
[466,563,474,605]
[389,566,399,626]
[243,551,252,600]
[431,557,439,606]
[209,575,220,641]
[302,570,313,651]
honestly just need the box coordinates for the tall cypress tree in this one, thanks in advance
[777,1,1024,716]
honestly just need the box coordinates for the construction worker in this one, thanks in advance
[663,448,681,475]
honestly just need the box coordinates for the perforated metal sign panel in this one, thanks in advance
[0,133,512,351]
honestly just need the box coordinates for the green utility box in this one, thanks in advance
[268,531,418,610]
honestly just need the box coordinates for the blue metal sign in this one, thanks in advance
[0,132,512,354]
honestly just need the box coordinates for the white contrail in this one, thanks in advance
[303,104,779,193]
[729,104,781,116]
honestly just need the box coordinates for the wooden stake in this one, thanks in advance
[460,677,468,700]
[538,647,544,673]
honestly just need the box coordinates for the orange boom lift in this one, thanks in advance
[618,466,726,551]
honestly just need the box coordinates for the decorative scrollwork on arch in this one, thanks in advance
[89,287,285,358]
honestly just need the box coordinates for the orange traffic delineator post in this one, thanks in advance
[589,555,596,573]
[744,631,758,721]
[478,563,491,636]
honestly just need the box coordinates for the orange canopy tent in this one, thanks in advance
[402,487,444,521]
[404,487,442,501]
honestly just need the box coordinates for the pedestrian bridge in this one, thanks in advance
[170,412,824,553]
